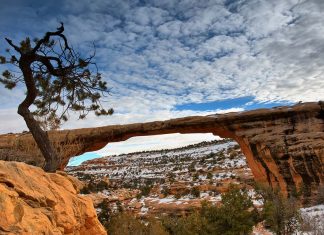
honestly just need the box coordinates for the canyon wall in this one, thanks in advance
[0,102,323,201]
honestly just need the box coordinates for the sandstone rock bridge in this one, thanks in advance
[1,102,323,200]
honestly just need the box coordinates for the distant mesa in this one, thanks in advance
[0,101,323,201]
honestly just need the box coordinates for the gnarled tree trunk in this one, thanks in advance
[3,24,111,172]
[17,55,59,172]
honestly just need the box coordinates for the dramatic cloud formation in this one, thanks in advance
[0,0,323,139]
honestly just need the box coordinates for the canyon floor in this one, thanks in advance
[66,139,324,234]
[66,139,257,215]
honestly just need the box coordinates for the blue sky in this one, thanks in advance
[1,0,324,163]
[176,96,292,111]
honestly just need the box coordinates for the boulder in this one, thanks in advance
[0,160,106,235]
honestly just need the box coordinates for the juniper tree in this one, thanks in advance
[0,23,113,172]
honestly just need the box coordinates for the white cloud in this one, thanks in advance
[1,0,324,136]
[0,108,27,133]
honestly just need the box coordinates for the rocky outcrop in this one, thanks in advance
[0,102,324,201]
[0,160,106,235]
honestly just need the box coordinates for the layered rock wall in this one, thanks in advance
[0,102,323,200]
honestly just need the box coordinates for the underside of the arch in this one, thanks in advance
[0,102,323,201]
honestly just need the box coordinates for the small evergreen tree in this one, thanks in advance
[207,172,213,180]
[0,23,113,172]
[162,212,205,235]
[108,212,168,235]
[97,200,112,229]
[201,186,257,235]
[263,194,301,235]
[191,187,200,198]
[255,183,301,235]
[162,186,258,235]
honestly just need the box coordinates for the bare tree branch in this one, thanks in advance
[5,38,21,53]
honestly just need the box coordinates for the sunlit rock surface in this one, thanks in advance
[0,160,106,235]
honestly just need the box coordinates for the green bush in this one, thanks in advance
[79,180,109,194]
[263,195,301,235]
[140,184,153,197]
[97,200,111,229]
[192,173,199,181]
[162,212,205,235]
[161,186,170,197]
[162,186,258,235]
[206,172,213,180]
[200,186,258,235]
[255,184,301,235]
[108,212,168,235]
[191,187,200,198]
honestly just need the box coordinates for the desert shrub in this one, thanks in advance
[96,180,109,191]
[136,193,142,200]
[174,192,182,199]
[300,214,324,235]
[255,184,301,235]
[263,195,301,235]
[192,173,199,181]
[116,201,124,212]
[162,186,258,235]
[229,151,238,159]
[108,212,168,235]
[103,186,259,234]
[80,180,109,193]
[161,186,170,197]
[167,172,176,183]
[206,172,213,180]
[108,212,147,235]
[200,186,258,235]
[191,187,200,198]
[80,185,91,194]
[136,183,153,198]
[233,144,240,150]
[146,217,170,235]
[188,162,196,172]
[162,212,205,235]
[97,200,112,229]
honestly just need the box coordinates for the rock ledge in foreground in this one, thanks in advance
[0,160,106,235]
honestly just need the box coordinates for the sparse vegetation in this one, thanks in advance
[99,187,259,235]
[164,186,258,235]
[80,180,109,194]
[191,187,200,198]
[255,184,301,235]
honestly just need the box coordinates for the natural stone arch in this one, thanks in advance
[0,102,323,200]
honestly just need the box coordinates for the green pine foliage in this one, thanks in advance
[162,186,258,235]
[0,24,113,131]
[254,184,301,235]
[263,194,301,235]
[107,212,168,235]
[200,186,258,235]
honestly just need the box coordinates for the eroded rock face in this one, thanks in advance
[0,102,324,201]
[0,160,107,235]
